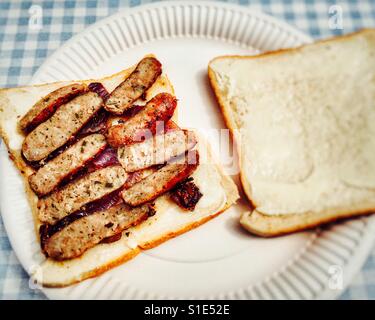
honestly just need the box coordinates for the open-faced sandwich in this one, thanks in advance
[0,55,238,287]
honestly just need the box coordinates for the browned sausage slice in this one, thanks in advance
[105,57,162,114]
[38,165,127,224]
[22,91,103,162]
[121,151,199,206]
[19,83,87,133]
[118,129,197,172]
[106,93,177,148]
[29,134,107,196]
[42,203,153,260]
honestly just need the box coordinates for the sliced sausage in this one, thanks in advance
[42,203,153,260]
[19,83,87,133]
[121,151,199,206]
[22,91,103,162]
[118,129,197,172]
[38,165,127,224]
[29,134,107,196]
[105,57,162,114]
[106,93,177,148]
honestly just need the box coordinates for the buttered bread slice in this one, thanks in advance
[208,29,375,236]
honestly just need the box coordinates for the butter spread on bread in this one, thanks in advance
[208,29,375,236]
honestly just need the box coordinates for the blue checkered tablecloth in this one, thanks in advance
[1,0,375,300]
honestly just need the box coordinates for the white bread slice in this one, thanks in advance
[208,29,375,236]
[0,57,238,287]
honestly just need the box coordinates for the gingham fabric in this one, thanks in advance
[0,0,375,300]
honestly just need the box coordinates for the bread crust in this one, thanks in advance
[208,28,375,67]
[208,29,375,237]
[240,207,375,237]
[42,192,235,288]
[42,248,141,288]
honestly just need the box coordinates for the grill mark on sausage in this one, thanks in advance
[28,134,107,196]
[19,83,88,133]
[40,202,153,260]
[105,57,162,114]
[106,93,177,148]
[38,165,128,224]
[118,129,197,172]
[22,91,104,162]
[121,150,200,207]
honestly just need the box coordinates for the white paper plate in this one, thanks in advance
[1,1,374,300]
